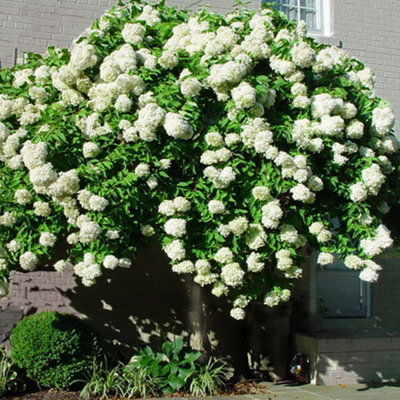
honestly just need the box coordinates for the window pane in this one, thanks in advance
[300,0,316,9]
[300,8,317,29]
[280,5,298,20]
[277,0,298,5]
[316,271,368,317]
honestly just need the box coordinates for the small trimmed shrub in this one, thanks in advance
[10,311,102,390]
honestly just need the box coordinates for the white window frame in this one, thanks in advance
[309,252,371,319]
[264,0,332,37]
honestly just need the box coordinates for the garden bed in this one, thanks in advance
[5,379,272,400]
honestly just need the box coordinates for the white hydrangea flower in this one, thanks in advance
[89,195,109,212]
[172,260,195,274]
[82,142,100,158]
[135,163,150,177]
[252,186,270,201]
[67,233,79,244]
[141,225,155,237]
[228,216,249,235]
[163,112,193,140]
[159,158,172,169]
[361,163,384,195]
[173,197,191,212]
[118,258,132,268]
[218,224,231,238]
[317,252,334,266]
[261,199,283,229]
[6,240,20,252]
[221,262,244,287]
[106,230,120,240]
[137,5,161,27]
[146,176,158,189]
[54,259,73,272]
[78,217,101,244]
[164,218,187,238]
[115,94,132,112]
[225,133,241,146]
[230,307,245,320]
[70,43,98,70]
[180,77,202,96]
[344,255,364,270]
[159,50,179,69]
[164,240,186,261]
[309,222,324,235]
[246,252,264,272]
[280,224,298,244]
[231,82,257,109]
[291,41,315,68]
[208,200,225,214]
[158,200,176,216]
[372,107,395,136]
[39,232,56,247]
[19,251,38,271]
[103,255,119,270]
[121,22,145,44]
[205,132,224,147]
[349,182,368,202]
[214,247,234,264]
[290,184,315,203]
[14,189,32,205]
[211,281,229,297]
[359,260,382,283]
[0,212,16,227]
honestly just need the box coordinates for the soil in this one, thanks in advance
[5,379,273,400]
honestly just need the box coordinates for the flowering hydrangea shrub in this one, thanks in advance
[0,0,399,319]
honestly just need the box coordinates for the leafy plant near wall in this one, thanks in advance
[0,0,399,318]
[0,348,26,397]
[128,337,201,394]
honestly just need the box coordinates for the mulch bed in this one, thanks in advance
[6,379,273,400]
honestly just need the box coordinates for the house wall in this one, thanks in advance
[332,0,400,124]
[0,0,259,67]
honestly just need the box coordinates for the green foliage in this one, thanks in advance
[80,360,125,400]
[128,338,201,394]
[0,347,26,397]
[121,363,160,398]
[10,311,102,390]
[189,357,230,397]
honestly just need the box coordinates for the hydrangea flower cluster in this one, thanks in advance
[0,0,399,320]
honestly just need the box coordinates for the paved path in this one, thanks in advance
[159,383,400,400]
[258,382,400,399]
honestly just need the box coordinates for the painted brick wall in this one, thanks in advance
[331,0,400,123]
[0,0,259,67]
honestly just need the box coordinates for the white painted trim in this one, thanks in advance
[263,0,333,37]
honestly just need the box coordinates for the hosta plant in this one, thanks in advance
[0,0,399,319]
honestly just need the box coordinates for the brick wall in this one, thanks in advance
[332,0,400,123]
[0,0,259,67]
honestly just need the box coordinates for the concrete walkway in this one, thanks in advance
[258,382,400,399]
[161,383,400,400]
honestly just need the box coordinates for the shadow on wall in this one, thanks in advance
[63,241,249,373]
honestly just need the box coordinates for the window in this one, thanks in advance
[266,0,332,37]
[311,253,371,318]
